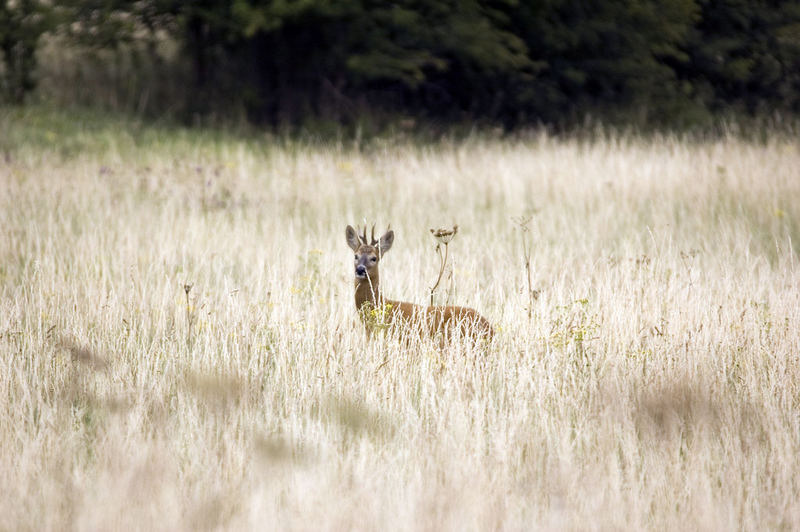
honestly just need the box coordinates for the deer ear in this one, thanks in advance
[346,225,361,251]
[378,230,394,256]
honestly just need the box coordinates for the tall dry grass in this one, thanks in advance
[1,108,799,530]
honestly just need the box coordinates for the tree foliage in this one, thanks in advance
[0,0,53,102]
[2,0,800,127]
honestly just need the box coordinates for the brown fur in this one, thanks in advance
[346,225,493,341]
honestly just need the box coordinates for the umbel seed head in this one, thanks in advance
[430,225,458,245]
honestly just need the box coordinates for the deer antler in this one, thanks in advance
[357,224,382,246]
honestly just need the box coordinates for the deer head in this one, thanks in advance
[345,224,394,281]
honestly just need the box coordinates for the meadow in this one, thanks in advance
[1,107,799,530]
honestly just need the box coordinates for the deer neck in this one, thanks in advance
[355,272,382,309]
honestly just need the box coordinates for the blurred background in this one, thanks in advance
[2,0,800,132]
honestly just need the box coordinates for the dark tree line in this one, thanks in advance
[2,0,800,128]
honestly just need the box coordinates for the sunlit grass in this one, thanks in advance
[1,108,799,529]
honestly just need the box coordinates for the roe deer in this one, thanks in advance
[345,224,493,341]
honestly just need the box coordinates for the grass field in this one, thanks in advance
[1,107,799,530]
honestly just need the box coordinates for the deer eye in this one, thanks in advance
[371,257,377,262]
[354,254,358,260]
